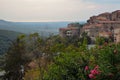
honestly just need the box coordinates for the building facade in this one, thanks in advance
[114,28,120,43]
[59,23,81,37]
[82,10,120,43]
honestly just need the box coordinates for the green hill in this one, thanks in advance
[0,29,22,55]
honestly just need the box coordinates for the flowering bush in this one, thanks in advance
[85,65,100,79]
[42,43,120,80]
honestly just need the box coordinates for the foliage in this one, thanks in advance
[2,33,120,80]
[43,41,120,80]
[96,44,120,79]
[24,69,40,80]
[43,52,89,80]
[80,32,92,44]
[4,34,31,80]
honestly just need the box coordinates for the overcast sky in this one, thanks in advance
[0,0,120,22]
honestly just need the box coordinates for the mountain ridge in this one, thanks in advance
[0,19,85,36]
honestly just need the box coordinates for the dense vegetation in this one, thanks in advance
[1,32,120,80]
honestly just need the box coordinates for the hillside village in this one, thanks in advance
[1,0,120,79]
[59,10,120,43]
[1,10,120,80]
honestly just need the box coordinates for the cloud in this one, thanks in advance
[84,0,120,4]
[0,0,120,22]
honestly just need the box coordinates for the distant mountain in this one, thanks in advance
[0,20,12,24]
[0,20,85,55]
[0,29,22,55]
[0,20,16,32]
[0,20,85,37]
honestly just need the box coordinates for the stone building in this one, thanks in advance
[59,23,81,37]
[114,28,120,43]
[82,10,120,43]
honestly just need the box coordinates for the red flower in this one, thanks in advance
[89,65,100,79]
[89,74,95,79]
[87,65,100,79]
[85,66,89,71]
[90,69,99,75]
[94,65,99,69]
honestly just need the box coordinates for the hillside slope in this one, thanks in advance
[0,29,22,55]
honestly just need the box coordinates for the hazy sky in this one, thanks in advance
[0,0,120,22]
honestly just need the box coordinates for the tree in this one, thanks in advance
[43,51,89,80]
[4,35,31,80]
[80,32,92,44]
